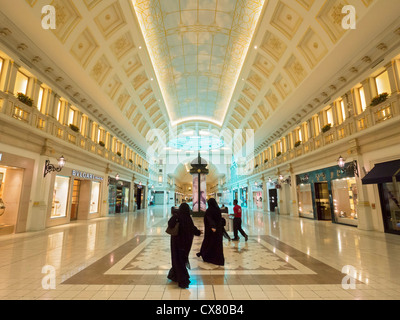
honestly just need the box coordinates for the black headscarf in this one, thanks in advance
[207,198,219,210]
[175,203,198,254]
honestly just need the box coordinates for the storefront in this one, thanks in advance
[362,159,400,235]
[108,177,130,214]
[252,183,263,209]
[0,151,34,234]
[240,186,248,207]
[296,164,358,226]
[135,182,145,210]
[47,168,104,227]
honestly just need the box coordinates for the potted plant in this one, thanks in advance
[255,164,259,169]
[129,159,133,164]
[294,141,302,148]
[370,92,389,106]
[16,92,34,107]
[321,123,332,133]
[117,151,122,157]
[69,124,80,132]
[99,141,105,147]
[264,159,268,164]
[276,152,282,157]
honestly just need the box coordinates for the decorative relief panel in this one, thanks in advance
[104,75,122,99]
[83,0,102,11]
[316,0,349,44]
[253,53,275,78]
[94,1,126,39]
[50,0,82,43]
[271,1,303,40]
[90,54,112,85]
[125,104,137,120]
[273,74,292,100]
[297,27,328,68]
[25,0,37,7]
[70,28,99,69]
[284,54,307,87]
[260,31,287,62]
[116,90,130,111]
[132,113,142,126]
[110,32,135,61]
[123,54,143,78]
[296,0,315,11]
[265,90,280,111]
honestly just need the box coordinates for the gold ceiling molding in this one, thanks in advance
[132,0,266,127]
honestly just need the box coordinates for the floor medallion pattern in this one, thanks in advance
[63,234,347,286]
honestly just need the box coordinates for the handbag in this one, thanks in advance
[166,220,179,236]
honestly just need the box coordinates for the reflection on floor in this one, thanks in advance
[1,205,400,300]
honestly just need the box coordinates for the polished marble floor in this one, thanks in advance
[1,205,400,300]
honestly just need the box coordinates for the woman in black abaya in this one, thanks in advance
[167,203,201,288]
[196,198,225,266]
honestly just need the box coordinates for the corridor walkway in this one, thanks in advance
[0,205,400,300]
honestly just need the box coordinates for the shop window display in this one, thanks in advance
[380,181,400,234]
[90,181,100,213]
[331,178,358,226]
[297,184,313,218]
[51,176,70,218]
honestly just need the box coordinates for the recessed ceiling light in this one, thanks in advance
[139,46,142,49]
[254,45,258,49]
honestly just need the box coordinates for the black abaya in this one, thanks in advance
[197,200,225,266]
[167,204,201,288]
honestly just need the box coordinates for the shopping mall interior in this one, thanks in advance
[0,0,400,304]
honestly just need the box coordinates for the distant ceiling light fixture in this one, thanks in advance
[115,173,120,181]
[44,155,66,177]
[254,45,258,49]
[139,46,142,49]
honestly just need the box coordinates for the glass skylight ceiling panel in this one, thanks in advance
[132,0,265,126]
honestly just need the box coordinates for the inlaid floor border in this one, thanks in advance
[62,235,355,286]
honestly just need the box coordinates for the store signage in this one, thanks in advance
[72,170,104,181]
[296,165,354,185]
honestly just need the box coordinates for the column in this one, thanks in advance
[385,61,399,94]
[46,90,60,119]
[26,155,53,231]
[2,60,19,94]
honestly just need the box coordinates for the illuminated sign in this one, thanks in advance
[72,170,103,181]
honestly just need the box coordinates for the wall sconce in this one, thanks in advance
[337,155,359,177]
[44,155,66,177]
[107,173,120,185]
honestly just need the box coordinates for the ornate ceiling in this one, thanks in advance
[132,0,265,127]
[1,0,400,163]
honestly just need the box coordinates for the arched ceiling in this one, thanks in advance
[1,0,400,157]
[172,159,222,186]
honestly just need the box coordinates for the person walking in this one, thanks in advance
[231,199,248,241]
[196,198,225,266]
[167,203,202,288]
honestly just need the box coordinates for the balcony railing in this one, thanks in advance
[250,93,400,177]
[0,91,149,177]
